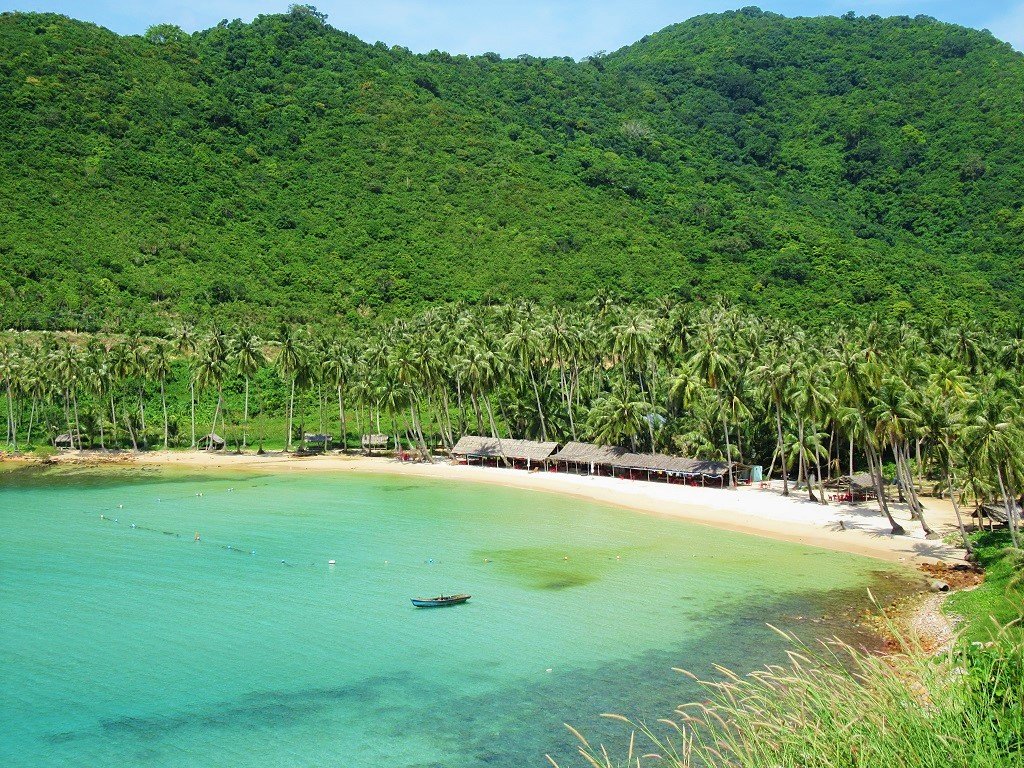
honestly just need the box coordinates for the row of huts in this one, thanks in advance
[451,436,744,487]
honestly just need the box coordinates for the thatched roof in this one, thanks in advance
[54,431,82,445]
[549,441,629,465]
[823,473,876,491]
[550,441,731,477]
[361,434,389,447]
[452,435,559,461]
[304,433,331,443]
[198,433,225,447]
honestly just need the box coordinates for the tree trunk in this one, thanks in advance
[209,389,222,451]
[72,393,82,450]
[161,381,169,449]
[867,443,904,534]
[945,456,973,554]
[774,399,789,496]
[342,387,350,454]
[528,366,548,441]
[996,465,1020,549]
[286,377,295,451]
[721,411,734,488]
[242,377,250,449]
[190,381,196,448]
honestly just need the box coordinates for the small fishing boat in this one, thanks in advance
[411,594,471,608]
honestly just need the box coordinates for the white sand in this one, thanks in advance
[16,450,967,565]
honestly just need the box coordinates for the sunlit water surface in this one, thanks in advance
[0,466,915,767]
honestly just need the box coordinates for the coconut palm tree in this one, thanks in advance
[150,340,174,450]
[232,331,264,449]
[175,324,199,447]
[587,383,654,451]
[754,340,796,495]
[194,333,230,450]
[275,324,305,451]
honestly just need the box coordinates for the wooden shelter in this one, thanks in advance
[54,431,82,449]
[822,473,877,502]
[303,434,332,453]
[547,441,736,486]
[197,433,225,451]
[361,434,390,454]
[973,502,1024,531]
[451,436,559,469]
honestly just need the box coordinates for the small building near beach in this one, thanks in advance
[197,433,225,451]
[548,441,737,486]
[452,435,559,470]
[303,434,332,453]
[361,434,390,454]
[53,431,82,449]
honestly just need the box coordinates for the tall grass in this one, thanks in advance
[551,621,1023,768]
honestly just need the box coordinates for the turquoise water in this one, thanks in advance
[0,467,912,767]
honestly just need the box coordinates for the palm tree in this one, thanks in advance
[275,324,305,451]
[194,333,230,450]
[232,331,265,449]
[175,324,199,447]
[754,341,796,495]
[587,383,653,451]
[150,340,174,449]
[689,323,737,487]
[503,317,549,441]
[964,389,1022,548]
[0,344,19,449]
[321,339,352,451]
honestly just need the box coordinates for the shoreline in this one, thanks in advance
[5,449,967,567]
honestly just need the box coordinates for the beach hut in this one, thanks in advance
[547,441,736,486]
[303,434,332,453]
[546,441,627,476]
[823,473,877,502]
[53,431,82,449]
[451,435,559,469]
[361,434,390,455]
[197,433,225,451]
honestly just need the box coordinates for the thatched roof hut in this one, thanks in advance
[824,473,875,491]
[54,431,82,448]
[549,441,732,478]
[451,435,559,462]
[547,441,629,465]
[197,433,225,450]
[361,434,389,449]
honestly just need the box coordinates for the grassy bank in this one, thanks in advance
[556,530,1023,768]
[950,530,1024,643]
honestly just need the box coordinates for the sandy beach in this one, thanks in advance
[14,449,968,566]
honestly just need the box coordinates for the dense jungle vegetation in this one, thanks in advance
[1,6,1023,332]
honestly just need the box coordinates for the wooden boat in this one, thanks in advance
[411,594,471,608]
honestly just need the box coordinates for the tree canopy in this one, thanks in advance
[0,7,1022,332]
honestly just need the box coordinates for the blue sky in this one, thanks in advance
[5,1,1024,54]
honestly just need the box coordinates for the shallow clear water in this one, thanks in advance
[0,466,912,767]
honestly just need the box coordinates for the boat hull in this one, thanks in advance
[411,594,471,608]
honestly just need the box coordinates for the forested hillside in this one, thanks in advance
[1,6,1022,332]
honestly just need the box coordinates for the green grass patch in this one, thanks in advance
[948,530,1024,643]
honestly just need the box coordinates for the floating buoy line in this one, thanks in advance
[88,486,332,570]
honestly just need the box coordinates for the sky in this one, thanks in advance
[4,1,1023,55]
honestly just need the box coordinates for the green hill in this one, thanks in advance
[1,6,1022,332]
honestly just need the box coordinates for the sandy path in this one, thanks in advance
[16,450,959,566]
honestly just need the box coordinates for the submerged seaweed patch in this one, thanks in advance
[477,546,629,591]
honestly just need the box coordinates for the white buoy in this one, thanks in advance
[546,668,553,673]
[328,559,336,565]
